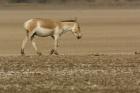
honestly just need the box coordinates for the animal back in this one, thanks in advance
[24,18,61,32]
[38,18,57,29]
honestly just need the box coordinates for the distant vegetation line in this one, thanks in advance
[0,0,140,4]
[1,0,140,8]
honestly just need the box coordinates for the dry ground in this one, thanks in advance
[0,55,140,93]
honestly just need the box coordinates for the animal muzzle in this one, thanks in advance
[77,36,82,39]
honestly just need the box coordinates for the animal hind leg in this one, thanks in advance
[50,49,59,55]
[21,35,28,56]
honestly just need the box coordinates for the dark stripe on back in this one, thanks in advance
[61,19,76,22]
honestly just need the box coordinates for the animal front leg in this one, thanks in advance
[50,35,59,55]
[31,36,42,56]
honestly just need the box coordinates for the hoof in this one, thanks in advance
[21,49,25,56]
[37,52,42,56]
[49,49,54,55]
[54,50,59,55]
[21,52,25,56]
[49,49,59,55]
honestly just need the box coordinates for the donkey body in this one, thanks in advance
[21,18,82,55]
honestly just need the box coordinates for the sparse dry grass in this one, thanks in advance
[0,55,140,93]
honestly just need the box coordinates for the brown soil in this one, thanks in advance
[0,54,140,93]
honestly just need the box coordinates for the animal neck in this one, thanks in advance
[61,22,75,34]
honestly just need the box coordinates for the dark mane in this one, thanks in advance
[60,19,76,22]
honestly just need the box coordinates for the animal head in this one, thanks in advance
[71,18,82,39]
[61,17,82,39]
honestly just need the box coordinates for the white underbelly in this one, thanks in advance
[35,27,54,37]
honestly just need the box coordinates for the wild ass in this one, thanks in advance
[21,18,82,55]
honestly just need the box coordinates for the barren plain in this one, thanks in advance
[0,9,140,93]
